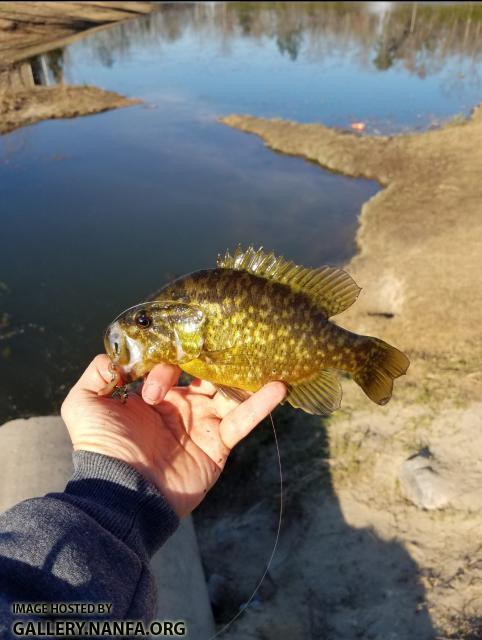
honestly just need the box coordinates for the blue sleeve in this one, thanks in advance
[0,450,179,633]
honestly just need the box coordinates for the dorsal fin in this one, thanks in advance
[217,246,360,317]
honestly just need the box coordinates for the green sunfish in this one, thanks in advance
[104,247,409,414]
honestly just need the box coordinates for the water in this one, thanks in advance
[1,2,482,422]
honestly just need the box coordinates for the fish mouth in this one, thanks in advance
[104,322,126,363]
[104,322,144,382]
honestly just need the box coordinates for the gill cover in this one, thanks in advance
[157,302,206,363]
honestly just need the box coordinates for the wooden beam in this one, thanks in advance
[0,1,157,64]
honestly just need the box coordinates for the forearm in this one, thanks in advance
[0,451,179,629]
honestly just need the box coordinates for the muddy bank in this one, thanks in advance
[0,84,139,135]
[221,109,482,405]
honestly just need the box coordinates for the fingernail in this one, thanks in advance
[143,382,164,404]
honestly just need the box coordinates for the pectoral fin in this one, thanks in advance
[214,384,251,403]
[287,370,342,415]
[201,347,252,366]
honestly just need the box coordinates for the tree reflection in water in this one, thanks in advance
[73,2,482,89]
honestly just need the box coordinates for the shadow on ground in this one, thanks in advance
[194,406,436,640]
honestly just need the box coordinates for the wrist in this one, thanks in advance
[72,443,160,496]
[57,450,179,557]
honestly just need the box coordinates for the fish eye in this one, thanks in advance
[135,310,152,329]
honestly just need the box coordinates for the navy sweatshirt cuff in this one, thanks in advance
[52,451,179,558]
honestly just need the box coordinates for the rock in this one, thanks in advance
[399,449,452,510]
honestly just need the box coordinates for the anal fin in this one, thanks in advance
[287,370,342,415]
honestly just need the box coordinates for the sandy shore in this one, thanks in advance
[211,111,482,638]
[221,109,482,405]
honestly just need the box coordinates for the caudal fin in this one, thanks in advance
[353,338,410,405]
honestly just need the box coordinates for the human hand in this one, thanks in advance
[61,355,286,517]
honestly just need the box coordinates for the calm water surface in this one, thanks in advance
[1,2,482,421]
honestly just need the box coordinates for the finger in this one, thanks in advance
[220,381,287,450]
[74,354,117,395]
[188,378,218,397]
[212,391,245,418]
[142,363,181,405]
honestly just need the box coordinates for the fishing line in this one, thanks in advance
[108,300,155,326]
[207,411,283,640]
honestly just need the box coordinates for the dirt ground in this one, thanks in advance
[193,109,482,639]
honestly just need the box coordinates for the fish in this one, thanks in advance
[103,246,410,415]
